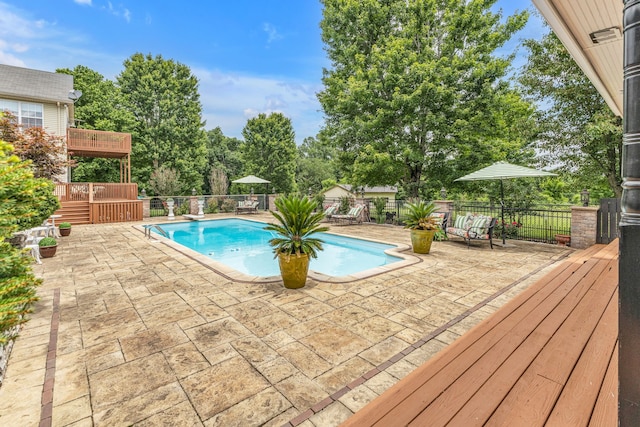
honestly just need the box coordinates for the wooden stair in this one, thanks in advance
[54,201,90,225]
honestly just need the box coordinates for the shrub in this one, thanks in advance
[58,222,71,229]
[339,196,352,214]
[373,197,387,224]
[0,139,43,344]
[174,201,190,216]
[313,193,325,212]
[221,198,237,213]
[149,164,182,196]
[206,198,219,214]
[38,237,57,247]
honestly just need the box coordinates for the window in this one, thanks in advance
[0,99,43,128]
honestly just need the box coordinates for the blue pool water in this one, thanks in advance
[149,218,401,277]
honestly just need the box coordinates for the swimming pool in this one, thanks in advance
[146,218,406,279]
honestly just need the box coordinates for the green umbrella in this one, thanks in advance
[455,162,557,245]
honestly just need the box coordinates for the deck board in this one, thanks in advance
[341,241,618,427]
[347,245,605,427]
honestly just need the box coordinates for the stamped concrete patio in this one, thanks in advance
[0,213,573,426]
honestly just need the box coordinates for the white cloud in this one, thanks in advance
[262,22,283,45]
[74,0,92,5]
[194,67,323,143]
[0,2,324,144]
[102,1,131,22]
[0,49,26,67]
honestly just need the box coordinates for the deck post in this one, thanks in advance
[620,1,640,424]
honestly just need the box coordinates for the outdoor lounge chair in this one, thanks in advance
[331,204,365,225]
[235,200,259,214]
[322,203,339,222]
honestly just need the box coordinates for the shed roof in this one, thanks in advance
[0,64,74,104]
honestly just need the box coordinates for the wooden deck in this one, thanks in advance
[54,183,142,224]
[342,241,618,426]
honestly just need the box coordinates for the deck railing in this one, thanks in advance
[67,128,131,155]
[55,183,139,202]
[90,201,143,223]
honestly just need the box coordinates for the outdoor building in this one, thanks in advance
[0,64,140,225]
[0,64,76,182]
[322,184,398,200]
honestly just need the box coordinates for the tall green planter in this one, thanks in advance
[411,229,436,254]
[278,253,310,289]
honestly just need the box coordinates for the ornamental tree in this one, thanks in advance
[0,112,69,181]
[0,140,58,344]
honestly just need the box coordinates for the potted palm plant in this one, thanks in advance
[58,222,71,236]
[404,200,440,254]
[38,236,58,258]
[264,195,329,289]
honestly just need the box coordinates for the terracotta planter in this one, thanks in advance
[410,229,436,254]
[555,234,571,246]
[59,228,71,237]
[277,253,310,289]
[39,244,57,258]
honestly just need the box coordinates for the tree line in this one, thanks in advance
[58,1,620,204]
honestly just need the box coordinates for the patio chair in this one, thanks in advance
[21,229,45,264]
[322,203,339,222]
[235,200,260,214]
[332,204,365,225]
[41,219,59,238]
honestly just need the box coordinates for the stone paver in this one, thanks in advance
[0,213,572,426]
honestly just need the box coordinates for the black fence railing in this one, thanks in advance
[149,195,572,245]
[322,197,572,244]
[452,201,572,244]
[149,194,268,217]
[323,197,409,224]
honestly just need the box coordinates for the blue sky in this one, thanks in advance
[0,0,546,143]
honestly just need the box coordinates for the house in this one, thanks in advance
[322,184,398,201]
[0,64,140,224]
[0,64,76,181]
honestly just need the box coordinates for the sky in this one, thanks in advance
[0,0,547,144]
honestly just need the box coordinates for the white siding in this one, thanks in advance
[43,102,67,137]
[324,186,354,199]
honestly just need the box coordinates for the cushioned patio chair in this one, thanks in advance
[235,200,259,214]
[332,204,365,225]
[322,203,339,222]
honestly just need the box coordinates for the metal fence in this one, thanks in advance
[150,195,571,244]
[452,201,572,244]
[322,197,572,244]
[149,194,269,217]
[323,197,409,224]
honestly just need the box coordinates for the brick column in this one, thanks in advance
[570,206,598,249]
[268,194,278,211]
[142,198,150,219]
[432,200,453,215]
[190,196,198,215]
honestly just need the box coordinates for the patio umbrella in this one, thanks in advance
[454,162,557,245]
[232,175,271,184]
[232,175,271,201]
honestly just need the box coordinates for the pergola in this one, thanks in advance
[531,1,638,423]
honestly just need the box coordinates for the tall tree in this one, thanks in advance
[57,66,136,183]
[519,30,622,198]
[118,53,208,193]
[296,135,339,193]
[242,113,297,194]
[203,127,244,194]
[319,0,529,197]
